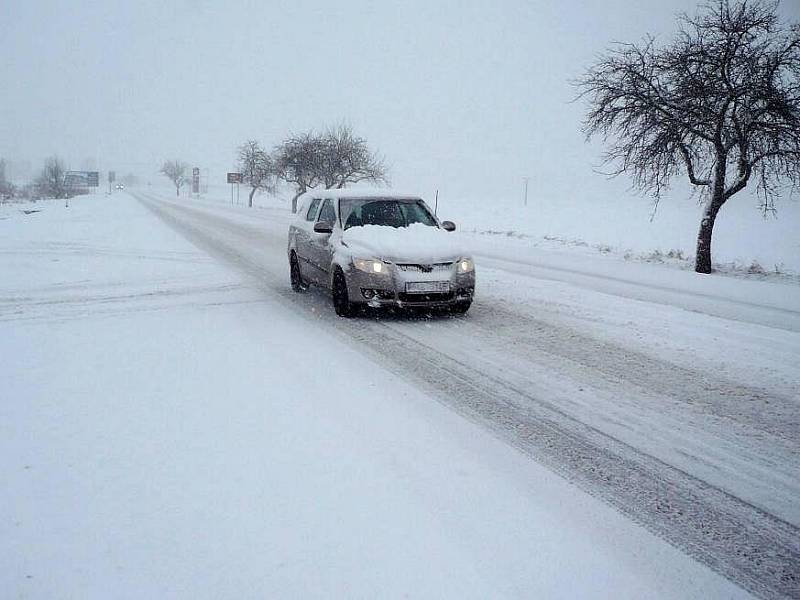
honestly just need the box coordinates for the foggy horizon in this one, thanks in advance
[3,0,799,204]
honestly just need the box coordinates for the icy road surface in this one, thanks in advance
[1,192,797,598]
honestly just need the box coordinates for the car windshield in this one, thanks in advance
[340,198,437,230]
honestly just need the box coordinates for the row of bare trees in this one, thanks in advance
[159,125,388,211]
[237,124,389,211]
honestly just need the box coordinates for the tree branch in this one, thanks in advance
[678,143,712,185]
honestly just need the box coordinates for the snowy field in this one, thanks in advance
[1,192,797,598]
[449,184,800,278]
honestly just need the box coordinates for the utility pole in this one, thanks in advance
[522,177,529,207]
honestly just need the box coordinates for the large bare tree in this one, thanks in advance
[238,140,276,208]
[576,0,800,273]
[160,160,188,196]
[275,126,389,212]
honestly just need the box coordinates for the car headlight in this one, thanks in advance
[457,258,474,273]
[353,258,386,274]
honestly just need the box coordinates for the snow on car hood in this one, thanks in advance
[342,224,471,262]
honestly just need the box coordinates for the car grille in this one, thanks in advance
[396,262,453,273]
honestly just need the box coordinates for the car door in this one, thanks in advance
[307,198,336,286]
[295,198,322,281]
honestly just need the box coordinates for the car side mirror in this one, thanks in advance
[314,221,333,234]
[441,220,456,232]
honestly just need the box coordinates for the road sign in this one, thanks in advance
[108,171,116,183]
[64,171,100,187]
[192,167,200,194]
[227,172,242,204]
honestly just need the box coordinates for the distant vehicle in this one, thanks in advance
[115,183,124,190]
[288,190,475,316]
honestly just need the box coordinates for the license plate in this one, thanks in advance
[405,281,450,293]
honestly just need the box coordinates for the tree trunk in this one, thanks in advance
[695,195,724,274]
[695,153,728,275]
[175,185,179,197]
[248,186,256,208]
[291,192,301,213]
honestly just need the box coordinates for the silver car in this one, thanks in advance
[288,191,475,316]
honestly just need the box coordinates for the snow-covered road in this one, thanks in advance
[2,191,798,598]
[138,190,800,597]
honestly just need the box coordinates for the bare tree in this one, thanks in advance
[275,125,389,212]
[160,160,188,196]
[238,140,276,208]
[37,155,68,199]
[576,0,800,273]
[320,124,389,190]
[274,132,325,213]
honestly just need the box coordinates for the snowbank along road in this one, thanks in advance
[134,191,800,599]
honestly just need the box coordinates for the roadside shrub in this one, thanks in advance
[666,249,685,260]
[747,260,766,275]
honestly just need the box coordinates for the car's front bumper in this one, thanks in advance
[344,261,475,308]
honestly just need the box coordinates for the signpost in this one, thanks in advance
[227,172,242,204]
[192,167,200,195]
[522,177,529,207]
[108,171,116,194]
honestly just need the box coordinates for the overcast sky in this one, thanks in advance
[3,0,799,203]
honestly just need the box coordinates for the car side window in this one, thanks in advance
[317,199,335,224]
[305,198,321,221]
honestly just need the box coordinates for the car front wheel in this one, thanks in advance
[450,300,472,314]
[332,268,356,317]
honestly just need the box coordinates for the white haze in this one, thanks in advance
[2,0,799,206]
